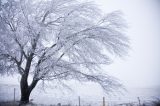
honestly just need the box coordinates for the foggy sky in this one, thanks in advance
[93,0,160,88]
[0,0,160,89]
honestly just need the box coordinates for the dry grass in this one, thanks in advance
[0,101,52,106]
[0,101,19,106]
[0,101,72,106]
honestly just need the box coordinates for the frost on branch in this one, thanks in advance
[0,0,129,93]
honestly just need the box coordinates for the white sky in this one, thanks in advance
[92,0,160,88]
[0,0,160,89]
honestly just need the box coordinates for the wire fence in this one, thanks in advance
[0,84,158,106]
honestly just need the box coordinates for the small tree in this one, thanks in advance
[0,0,129,104]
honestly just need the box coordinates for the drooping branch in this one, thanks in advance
[0,0,129,95]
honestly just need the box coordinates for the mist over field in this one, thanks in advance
[0,76,160,105]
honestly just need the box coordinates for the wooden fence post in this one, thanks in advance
[78,96,81,106]
[103,97,105,106]
[14,88,16,102]
[137,97,141,106]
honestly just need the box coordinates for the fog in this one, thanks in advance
[93,0,160,88]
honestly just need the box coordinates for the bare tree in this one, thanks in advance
[0,0,129,104]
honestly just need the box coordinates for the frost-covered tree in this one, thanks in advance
[0,0,129,104]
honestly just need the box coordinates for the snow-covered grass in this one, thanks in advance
[0,82,160,106]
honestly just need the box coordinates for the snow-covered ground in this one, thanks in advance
[0,76,160,105]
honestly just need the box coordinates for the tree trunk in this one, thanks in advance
[20,75,30,104]
[20,75,38,104]
[20,55,38,104]
[20,88,30,104]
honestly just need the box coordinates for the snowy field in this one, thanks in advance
[0,76,160,105]
[0,83,160,106]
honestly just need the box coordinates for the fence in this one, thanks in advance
[0,84,20,102]
[0,84,158,106]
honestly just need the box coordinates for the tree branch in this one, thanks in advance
[0,53,24,74]
[14,38,28,59]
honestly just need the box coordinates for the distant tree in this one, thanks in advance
[0,0,129,104]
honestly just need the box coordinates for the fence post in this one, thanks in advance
[137,97,141,106]
[14,88,16,102]
[57,103,61,106]
[78,96,81,106]
[103,97,105,106]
